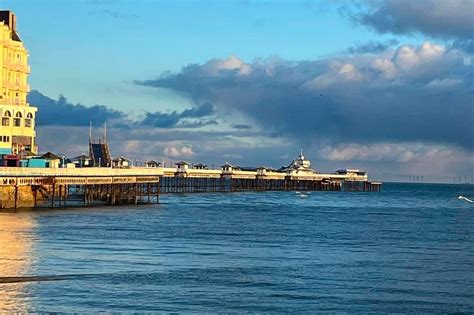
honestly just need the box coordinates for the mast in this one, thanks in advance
[104,121,107,143]
[89,121,92,144]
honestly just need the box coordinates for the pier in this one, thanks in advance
[0,165,381,210]
[0,167,160,209]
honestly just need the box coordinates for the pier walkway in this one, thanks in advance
[0,166,381,210]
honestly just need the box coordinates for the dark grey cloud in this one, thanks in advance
[27,90,125,126]
[135,44,474,150]
[176,119,219,128]
[345,0,474,40]
[233,124,253,130]
[138,103,214,128]
[346,39,399,54]
[181,102,214,117]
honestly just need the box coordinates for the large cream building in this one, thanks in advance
[0,11,37,156]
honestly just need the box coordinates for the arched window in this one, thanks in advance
[25,112,33,127]
[14,112,21,127]
[2,111,11,126]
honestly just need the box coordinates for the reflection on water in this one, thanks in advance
[0,212,36,312]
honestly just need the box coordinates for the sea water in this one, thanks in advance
[0,183,473,312]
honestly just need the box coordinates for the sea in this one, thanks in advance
[0,183,473,313]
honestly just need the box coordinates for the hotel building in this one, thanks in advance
[0,10,37,157]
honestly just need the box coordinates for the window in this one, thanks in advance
[14,112,22,127]
[2,110,11,126]
[25,112,33,127]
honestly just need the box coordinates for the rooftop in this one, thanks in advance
[0,11,21,42]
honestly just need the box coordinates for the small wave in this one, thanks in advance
[458,196,473,203]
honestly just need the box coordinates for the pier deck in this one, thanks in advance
[0,166,381,210]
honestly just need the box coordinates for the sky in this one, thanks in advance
[3,0,473,182]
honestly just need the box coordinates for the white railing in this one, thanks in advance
[0,166,369,182]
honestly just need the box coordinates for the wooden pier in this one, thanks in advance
[0,167,161,209]
[0,166,381,210]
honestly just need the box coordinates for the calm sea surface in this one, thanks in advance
[0,183,473,313]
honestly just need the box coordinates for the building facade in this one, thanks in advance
[0,11,37,156]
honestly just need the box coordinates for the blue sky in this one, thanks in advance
[9,0,416,110]
[3,0,473,182]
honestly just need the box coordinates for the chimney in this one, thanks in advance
[0,11,15,31]
[0,11,21,41]
[11,12,16,31]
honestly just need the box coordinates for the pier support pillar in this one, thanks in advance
[84,185,88,206]
[14,184,18,210]
[156,182,160,204]
[51,183,55,208]
[134,183,138,205]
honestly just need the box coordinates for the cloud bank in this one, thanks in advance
[139,102,215,128]
[136,42,473,151]
[28,90,125,126]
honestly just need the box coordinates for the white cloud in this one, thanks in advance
[303,42,465,90]
[425,78,464,89]
[371,57,397,79]
[321,143,456,163]
[164,145,195,158]
[204,55,252,76]
[304,61,364,89]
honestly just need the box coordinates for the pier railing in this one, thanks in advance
[0,166,381,209]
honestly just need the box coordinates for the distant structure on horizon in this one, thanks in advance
[0,11,37,166]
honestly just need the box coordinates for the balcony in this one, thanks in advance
[12,63,30,73]
[0,99,27,106]
[2,62,31,73]
[4,82,30,92]
[0,40,11,46]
